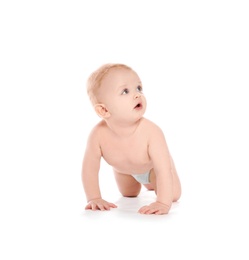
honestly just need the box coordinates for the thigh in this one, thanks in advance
[113,170,141,197]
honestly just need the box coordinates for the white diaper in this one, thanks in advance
[132,172,150,184]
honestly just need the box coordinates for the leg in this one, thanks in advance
[144,155,182,202]
[113,170,142,197]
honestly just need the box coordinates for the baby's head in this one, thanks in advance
[86,63,146,121]
[87,63,133,106]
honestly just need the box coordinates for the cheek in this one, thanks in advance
[115,103,127,114]
[109,100,128,115]
[142,97,147,109]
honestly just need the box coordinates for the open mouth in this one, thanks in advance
[134,103,142,109]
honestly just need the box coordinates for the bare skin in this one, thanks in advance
[82,66,181,215]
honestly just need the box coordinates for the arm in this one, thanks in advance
[139,125,173,214]
[81,127,117,210]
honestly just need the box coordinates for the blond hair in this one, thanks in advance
[87,63,133,105]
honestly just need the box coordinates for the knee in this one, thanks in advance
[143,183,155,191]
[121,191,140,197]
[120,186,141,197]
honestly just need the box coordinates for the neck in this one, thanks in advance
[105,118,142,137]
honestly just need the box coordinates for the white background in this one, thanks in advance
[0,0,249,259]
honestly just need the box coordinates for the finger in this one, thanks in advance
[138,206,149,214]
[103,203,118,210]
[103,204,111,210]
[85,204,91,210]
[138,207,145,214]
[155,208,169,215]
[109,203,117,208]
[97,204,106,211]
[91,203,97,211]
[140,206,159,215]
[144,208,157,215]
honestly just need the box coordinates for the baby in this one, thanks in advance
[82,63,181,215]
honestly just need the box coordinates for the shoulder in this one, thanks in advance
[90,119,107,132]
[140,118,167,148]
[140,117,164,135]
[87,120,107,142]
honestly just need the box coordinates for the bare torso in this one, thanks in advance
[97,118,153,174]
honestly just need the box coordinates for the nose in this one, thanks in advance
[134,92,141,99]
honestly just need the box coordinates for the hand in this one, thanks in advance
[85,198,117,211]
[138,201,170,215]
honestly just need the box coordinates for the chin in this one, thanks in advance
[135,111,145,121]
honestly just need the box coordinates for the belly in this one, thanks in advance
[102,152,153,174]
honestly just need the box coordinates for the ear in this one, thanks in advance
[94,104,111,118]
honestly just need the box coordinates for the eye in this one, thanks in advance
[121,88,129,95]
[137,85,143,92]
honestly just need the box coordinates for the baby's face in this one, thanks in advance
[97,68,147,123]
